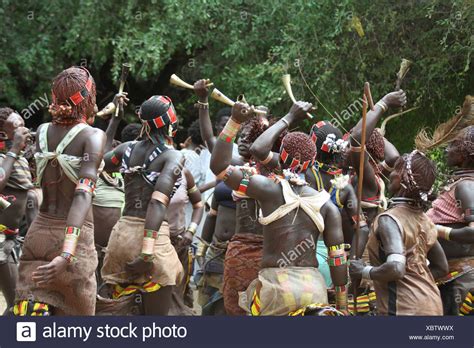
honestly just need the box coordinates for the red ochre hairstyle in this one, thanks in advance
[280,131,316,172]
[366,128,385,162]
[49,66,96,126]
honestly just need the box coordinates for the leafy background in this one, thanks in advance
[0,0,472,157]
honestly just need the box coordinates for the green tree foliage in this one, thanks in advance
[0,0,472,152]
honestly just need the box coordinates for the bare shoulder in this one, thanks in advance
[321,199,340,220]
[456,179,474,191]
[455,179,474,203]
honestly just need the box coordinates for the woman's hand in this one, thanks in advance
[381,90,407,109]
[193,79,210,101]
[112,92,129,120]
[112,92,129,108]
[349,258,366,280]
[180,231,194,247]
[32,256,68,287]
[231,102,255,124]
[125,257,153,279]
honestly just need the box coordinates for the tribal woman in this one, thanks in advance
[93,93,128,288]
[0,108,32,314]
[220,115,274,316]
[426,122,474,315]
[101,95,184,315]
[350,150,448,315]
[212,101,348,316]
[14,66,106,316]
[193,79,242,315]
[167,167,204,315]
[349,90,407,260]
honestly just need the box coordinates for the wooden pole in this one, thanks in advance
[352,82,370,315]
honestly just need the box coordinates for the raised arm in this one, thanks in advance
[350,91,406,191]
[382,137,400,171]
[250,102,312,169]
[209,102,279,204]
[193,79,216,152]
[33,127,106,286]
[103,92,129,153]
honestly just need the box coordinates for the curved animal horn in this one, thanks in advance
[170,74,213,90]
[96,102,116,119]
[210,89,266,115]
[282,74,313,119]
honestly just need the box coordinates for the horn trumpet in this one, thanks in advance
[170,74,213,90]
[282,74,314,119]
[96,102,116,119]
[210,88,266,115]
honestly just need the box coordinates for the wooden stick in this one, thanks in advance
[114,63,131,117]
[352,85,369,315]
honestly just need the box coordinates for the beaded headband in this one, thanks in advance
[405,150,433,201]
[140,96,178,137]
[52,66,93,107]
[279,146,314,173]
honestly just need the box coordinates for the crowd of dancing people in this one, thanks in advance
[0,66,473,316]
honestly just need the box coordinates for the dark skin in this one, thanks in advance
[350,90,407,226]
[350,168,449,282]
[103,128,184,315]
[381,137,400,177]
[31,106,106,288]
[92,92,129,284]
[211,102,347,293]
[93,93,128,283]
[194,79,244,246]
[173,167,204,247]
[0,112,30,312]
[435,139,474,255]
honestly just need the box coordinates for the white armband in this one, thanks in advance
[387,253,406,265]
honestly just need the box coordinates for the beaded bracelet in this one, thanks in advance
[335,285,348,311]
[139,253,155,263]
[328,243,346,252]
[218,118,241,143]
[76,178,96,194]
[61,226,81,264]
